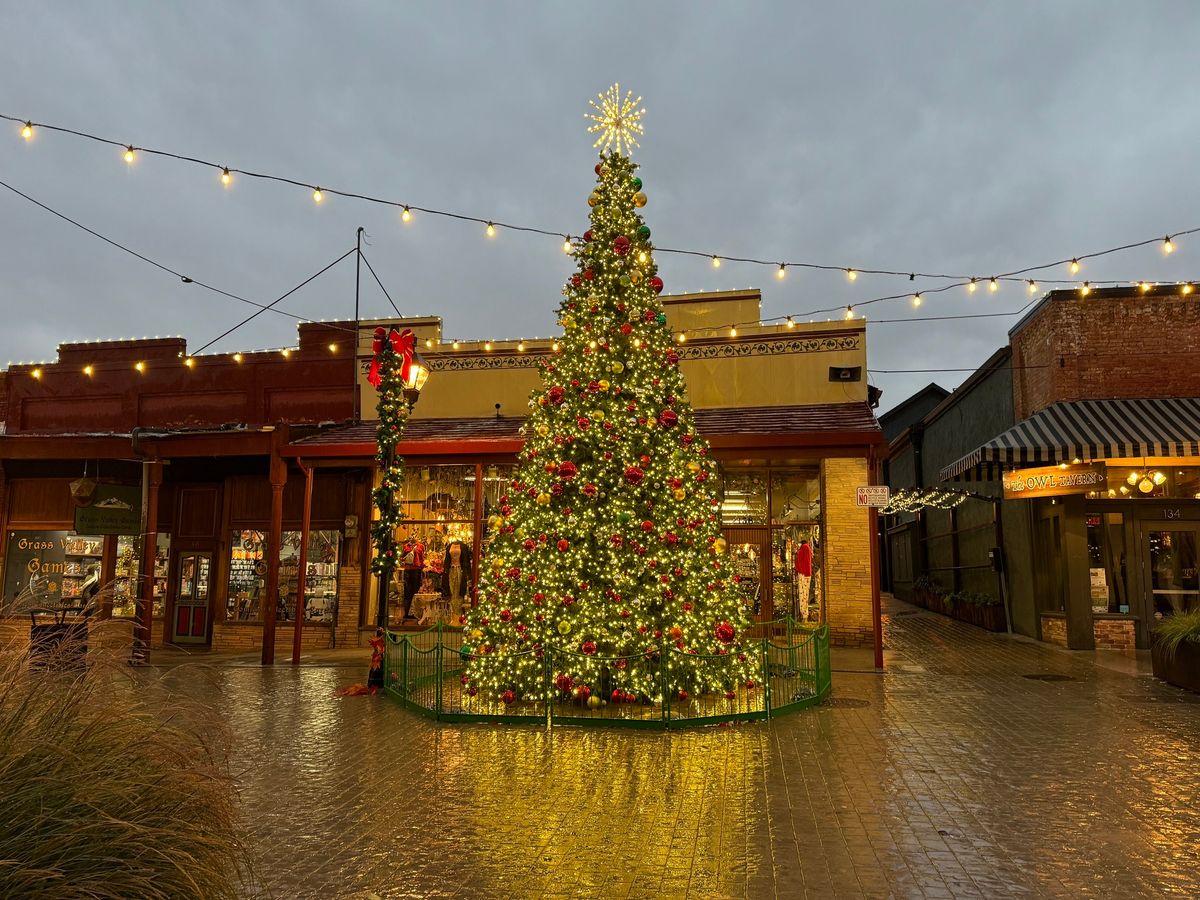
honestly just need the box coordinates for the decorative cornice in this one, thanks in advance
[406,333,862,372]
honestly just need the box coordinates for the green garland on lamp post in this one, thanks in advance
[370,326,416,629]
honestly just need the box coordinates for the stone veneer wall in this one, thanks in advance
[822,457,876,648]
[1092,617,1136,651]
[1040,614,1068,646]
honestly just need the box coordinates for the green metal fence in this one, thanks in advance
[383,618,831,728]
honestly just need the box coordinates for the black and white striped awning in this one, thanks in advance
[941,398,1200,481]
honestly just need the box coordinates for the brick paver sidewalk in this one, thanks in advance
[176,597,1200,898]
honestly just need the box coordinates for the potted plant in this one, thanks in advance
[1151,610,1200,694]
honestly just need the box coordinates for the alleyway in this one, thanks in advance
[174,600,1200,899]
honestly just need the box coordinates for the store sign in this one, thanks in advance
[1002,463,1107,499]
[3,530,68,606]
[74,483,142,535]
[855,486,890,507]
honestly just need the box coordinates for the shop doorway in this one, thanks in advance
[171,551,212,644]
[1141,522,1200,619]
[723,524,821,624]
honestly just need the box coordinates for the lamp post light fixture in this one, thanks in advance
[402,350,430,410]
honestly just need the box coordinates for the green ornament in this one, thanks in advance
[557,619,572,635]
[637,225,651,239]
[655,312,667,325]
[619,274,631,287]
[632,177,643,190]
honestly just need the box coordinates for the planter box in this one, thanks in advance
[918,592,1007,632]
[1151,635,1200,694]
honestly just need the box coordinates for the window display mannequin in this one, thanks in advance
[794,539,813,621]
[440,539,473,623]
[400,536,425,620]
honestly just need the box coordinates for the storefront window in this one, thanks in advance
[1086,513,1129,614]
[1094,466,1200,500]
[3,531,104,610]
[719,469,768,525]
[112,533,171,618]
[278,530,340,623]
[227,530,267,621]
[1147,529,1200,617]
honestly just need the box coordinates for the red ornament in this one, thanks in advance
[594,163,602,175]
[678,689,689,702]
[639,455,651,466]
[581,641,597,656]
[556,673,573,692]
[558,460,577,480]
[583,483,598,497]
[624,465,645,486]
[665,532,680,545]
[649,276,664,294]
[620,322,633,335]
[577,417,590,429]
[557,539,570,552]
[611,689,624,703]
[583,229,594,242]
[571,274,582,287]
[583,269,595,281]
[666,351,679,365]
[613,235,631,255]
[548,386,566,405]
[641,520,654,533]
[578,685,591,700]
[502,690,515,705]
[660,409,679,427]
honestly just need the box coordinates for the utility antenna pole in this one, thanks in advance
[352,226,364,422]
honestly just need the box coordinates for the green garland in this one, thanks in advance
[370,341,411,583]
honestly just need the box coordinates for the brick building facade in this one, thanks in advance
[885,285,1200,652]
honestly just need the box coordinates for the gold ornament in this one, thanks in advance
[673,488,686,501]
[687,461,701,473]
[587,192,601,207]
[557,619,572,635]
[629,270,643,285]
[598,379,610,391]
[537,424,550,437]
[563,315,576,329]
[537,493,552,505]
[633,191,647,208]
[592,409,605,421]
[713,537,728,555]
[610,362,625,374]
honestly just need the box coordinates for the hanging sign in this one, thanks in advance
[856,486,890,507]
[74,483,142,535]
[1002,463,1107,499]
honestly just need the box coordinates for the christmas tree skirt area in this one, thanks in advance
[383,624,830,728]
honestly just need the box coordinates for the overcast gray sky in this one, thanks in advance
[3,2,1198,411]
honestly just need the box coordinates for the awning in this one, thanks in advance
[286,402,882,458]
[941,398,1200,481]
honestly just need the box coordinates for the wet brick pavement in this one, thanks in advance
[168,599,1200,899]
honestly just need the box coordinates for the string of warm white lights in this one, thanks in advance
[5,110,1197,309]
[880,487,975,515]
[1,166,1196,361]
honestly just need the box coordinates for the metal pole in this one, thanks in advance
[352,226,364,423]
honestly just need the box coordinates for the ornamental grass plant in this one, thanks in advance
[1153,608,1200,661]
[0,622,253,899]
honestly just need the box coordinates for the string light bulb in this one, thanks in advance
[637,251,647,264]
[729,326,737,337]
[83,365,94,376]
[677,332,686,343]
[968,278,978,293]
[1069,258,1080,274]
[30,368,41,379]
[1140,281,1151,292]
[401,206,412,222]
[280,348,291,358]
[221,167,232,186]
[846,268,857,281]
[21,121,33,140]
[785,316,795,329]
[845,305,854,319]
[1183,282,1194,296]
[1163,235,1175,254]
[484,342,492,351]
[232,353,243,363]
[1080,282,1091,296]
[1028,280,1038,294]
[776,264,786,280]
[424,338,433,348]
[989,277,999,292]
[486,222,496,238]
[552,341,560,352]
[712,256,721,268]
[452,341,460,350]
[134,361,146,373]
[517,341,525,352]
[123,146,136,164]
[312,187,324,204]
[184,357,195,369]
[562,236,572,254]
[912,292,922,308]
[328,343,338,353]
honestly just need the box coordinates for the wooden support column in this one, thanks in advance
[139,458,163,659]
[262,442,288,665]
[1061,494,1095,650]
[291,463,314,664]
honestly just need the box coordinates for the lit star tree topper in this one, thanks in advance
[463,90,754,706]
[586,83,646,157]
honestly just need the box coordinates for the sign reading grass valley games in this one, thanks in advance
[1002,463,1107,499]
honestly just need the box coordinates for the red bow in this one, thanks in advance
[368,327,416,388]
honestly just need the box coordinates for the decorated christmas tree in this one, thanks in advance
[464,87,754,704]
